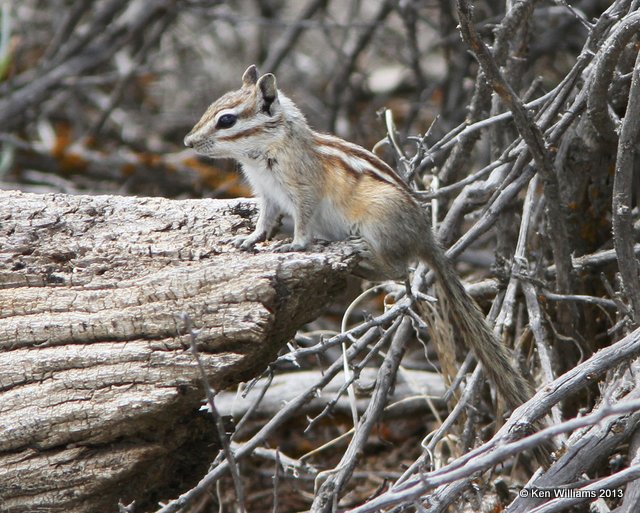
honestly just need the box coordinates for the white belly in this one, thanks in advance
[240,161,295,216]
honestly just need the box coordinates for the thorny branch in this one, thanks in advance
[311,317,411,513]
[346,327,640,512]
[349,398,640,513]
[155,315,399,513]
[456,0,574,297]
[587,11,640,143]
[179,313,246,513]
[612,46,640,323]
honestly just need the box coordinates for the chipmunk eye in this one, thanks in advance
[216,113,237,129]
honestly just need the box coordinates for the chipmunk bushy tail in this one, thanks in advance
[419,242,534,412]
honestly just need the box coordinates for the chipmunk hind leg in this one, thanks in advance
[353,211,428,280]
[350,235,408,280]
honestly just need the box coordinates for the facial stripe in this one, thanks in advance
[189,90,255,136]
[217,125,266,142]
[236,105,256,119]
[190,106,217,135]
[213,97,244,112]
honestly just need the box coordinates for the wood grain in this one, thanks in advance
[0,190,356,513]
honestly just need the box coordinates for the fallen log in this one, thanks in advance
[0,190,357,513]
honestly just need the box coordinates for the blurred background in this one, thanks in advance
[0,0,605,201]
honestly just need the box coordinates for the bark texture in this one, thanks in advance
[0,190,356,513]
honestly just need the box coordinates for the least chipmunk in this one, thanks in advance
[184,65,534,413]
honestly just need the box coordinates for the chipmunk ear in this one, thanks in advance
[242,65,259,87]
[256,73,278,115]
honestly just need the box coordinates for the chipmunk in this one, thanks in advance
[184,65,534,413]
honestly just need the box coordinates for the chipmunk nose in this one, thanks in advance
[183,134,194,148]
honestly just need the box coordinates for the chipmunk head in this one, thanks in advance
[184,65,302,159]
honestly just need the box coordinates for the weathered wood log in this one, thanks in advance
[0,190,357,513]
[216,368,446,424]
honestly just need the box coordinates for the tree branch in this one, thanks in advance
[612,46,640,323]
[455,0,573,296]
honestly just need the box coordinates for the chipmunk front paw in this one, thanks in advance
[273,240,308,253]
[230,231,265,251]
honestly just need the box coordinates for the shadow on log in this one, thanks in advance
[0,190,358,513]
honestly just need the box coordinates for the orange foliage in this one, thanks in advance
[136,152,162,167]
[182,156,250,197]
[51,122,87,173]
[120,163,136,177]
